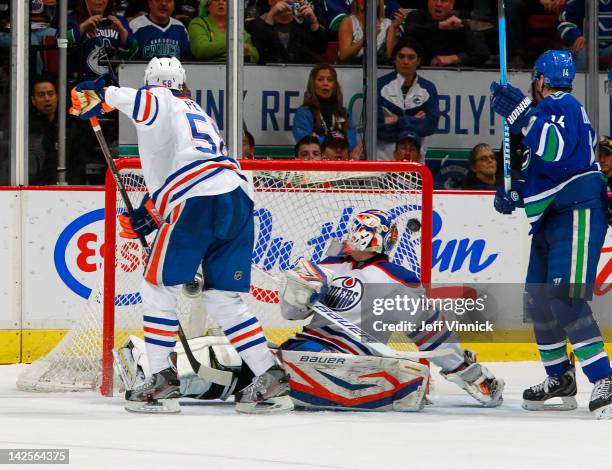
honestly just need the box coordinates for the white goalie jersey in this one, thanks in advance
[282,254,424,356]
[104,85,250,219]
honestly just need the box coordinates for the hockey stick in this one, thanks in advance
[498,0,511,193]
[88,117,203,375]
[308,301,451,360]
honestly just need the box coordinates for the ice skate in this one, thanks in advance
[441,350,505,407]
[589,374,612,419]
[125,353,181,414]
[235,364,294,414]
[522,364,577,411]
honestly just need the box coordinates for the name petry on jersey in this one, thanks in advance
[104,85,249,219]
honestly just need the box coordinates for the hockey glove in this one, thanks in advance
[118,194,163,239]
[494,181,524,215]
[490,81,534,135]
[282,258,335,309]
[69,76,114,120]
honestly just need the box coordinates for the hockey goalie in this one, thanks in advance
[115,209,505,412]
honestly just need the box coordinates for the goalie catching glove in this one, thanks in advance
[282,258,334,309]
[119,194,163,239]
[69,76,114,120]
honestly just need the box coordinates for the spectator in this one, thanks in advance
[242,130,255,159]
[246,0,328,64]
[31,0,58,75]
[29,77,87,184]
[461,143,500,190]
[315,0,401,33]
[393,130,422,162]
[188,0,259,62]
[130,0,191,60]
[293,63,359,158]
[67,0,138,78]
[395,0,489,67]
[322,130,350,160]
[377,38,439,160]
[294,135,322,159]
[29,77,59,184]
[337,0,392,64]
[558,0,612,69]
[599,135,612,191]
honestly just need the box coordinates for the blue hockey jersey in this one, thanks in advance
[557,0,612,48]
[67,13,138,78]
[129,15,191,60]
[520,91,606,233]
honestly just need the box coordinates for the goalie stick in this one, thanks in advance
[308,300,451,360]
[253,263,450,361]
[88,117,204,386]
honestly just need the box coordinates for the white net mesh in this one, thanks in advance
[17,161,430,393]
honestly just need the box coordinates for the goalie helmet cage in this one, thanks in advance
[18,159,433,396]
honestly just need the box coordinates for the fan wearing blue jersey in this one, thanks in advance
[69,57,292,415]
[129,0,191,60]
[490,50,612,419]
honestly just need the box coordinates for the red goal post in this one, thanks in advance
[102,159,434,395]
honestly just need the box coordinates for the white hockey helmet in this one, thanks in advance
[143,57,186,90]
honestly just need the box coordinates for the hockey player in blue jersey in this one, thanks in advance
[490,50,612,419]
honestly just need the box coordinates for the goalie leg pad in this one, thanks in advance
[280,349,429,412]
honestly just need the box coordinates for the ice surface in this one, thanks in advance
[0,362,608,470]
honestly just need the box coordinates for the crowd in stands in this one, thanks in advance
[1,0,612,188]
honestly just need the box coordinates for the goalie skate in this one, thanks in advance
[125,353,181,414]
[522,364,577,411]
[235,364,294,414]
[441,350,504,407]
[589,374,612,419]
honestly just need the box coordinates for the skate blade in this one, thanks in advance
[125,398,181,414]
[522,396,577,411]
[593,404,612,419]
[235,395,294,414]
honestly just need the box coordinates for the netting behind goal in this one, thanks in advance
[17,159,432,395]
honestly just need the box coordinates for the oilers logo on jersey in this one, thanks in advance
[323,277,363,312]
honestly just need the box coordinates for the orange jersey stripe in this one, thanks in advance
[229,326,264,344]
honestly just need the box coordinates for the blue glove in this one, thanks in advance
[75,75,108,99]
[70,76,114,120]
[494,181,524,215]
[490,81,534,134]
[118,194,162,240]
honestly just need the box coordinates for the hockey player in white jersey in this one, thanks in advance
[115,209,505,411]
[70,57,292,414]
[278,209,505,410]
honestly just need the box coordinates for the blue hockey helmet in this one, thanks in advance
[346,209,399,255]
[532,50,576,88]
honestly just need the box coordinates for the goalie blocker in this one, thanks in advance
[114,335,430,412]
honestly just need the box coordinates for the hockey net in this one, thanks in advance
[17,159,432,395]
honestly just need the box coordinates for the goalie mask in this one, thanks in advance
[144,57,186,91]
[345,209,398,255]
